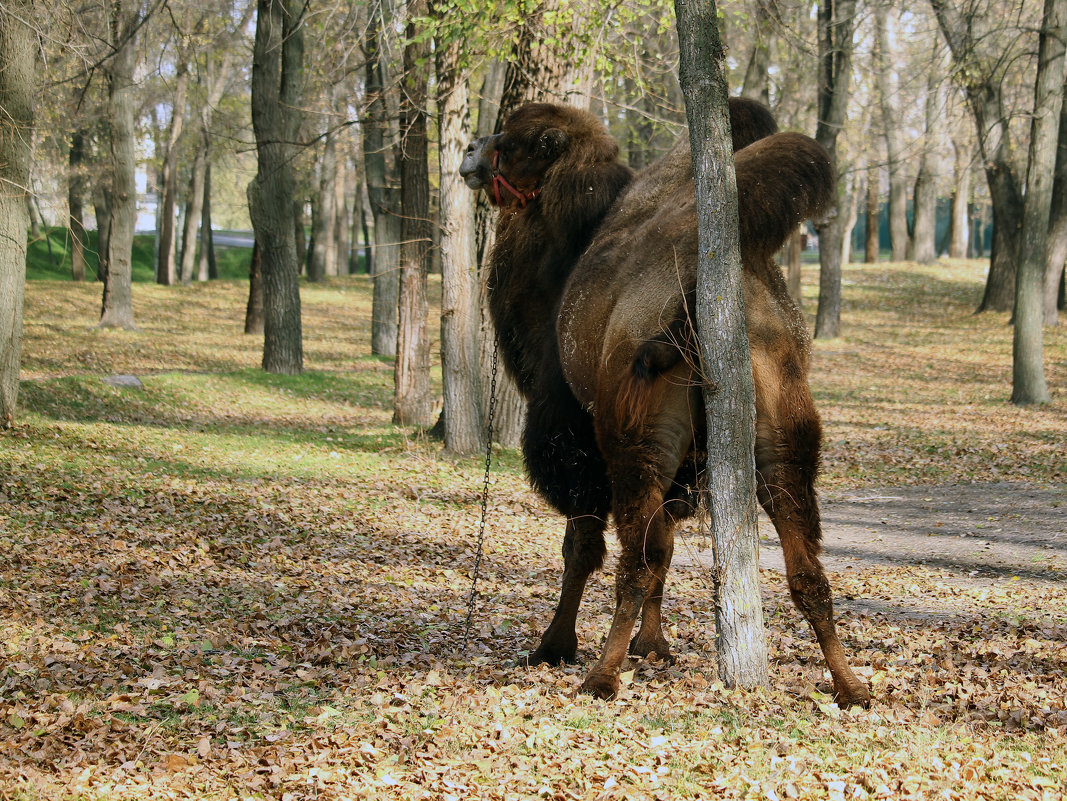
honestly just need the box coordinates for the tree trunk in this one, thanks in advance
[839,167,860,267]
[335,154,351,275]
[92,177,110,283]
[814,0,857,340]
[787,228,803,305]
[393,1,434,426]
[1043,84,1067,325]
[909,166,938,263]
[245,239,264,334]
[198,159,217,281]
[949,137,971,258]
[363,0,401,357]
[99,1,139,330]
[0,1,33,425]
[875,5,908,262]
[309,112,339,281]
[436,23,484,454]
[68,129,87,281]
[931,0,1023,313]
[908,67,940,264]
[675,0,767,690]
[157,60,188,286]
[179,141,207,284]
[248,0,304,375]
[1012,0,1064,405]
[865,168,880,262]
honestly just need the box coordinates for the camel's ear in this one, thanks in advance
[537,128,570,161]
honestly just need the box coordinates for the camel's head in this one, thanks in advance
[460,104,580,208]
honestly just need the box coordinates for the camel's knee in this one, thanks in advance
[788,569,834,623]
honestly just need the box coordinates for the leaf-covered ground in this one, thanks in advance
[2,260,1065,799]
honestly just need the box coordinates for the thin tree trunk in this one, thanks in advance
[908,66,940,264]
[245,239,264,334]
[814,0,857,340]
[363,0,401,357]
[335,155,351,275]
[865,168,880,262]
[92,178,110,283]
[949,138,972,258]
[787,228,803,305]
[1012,0,1064,405]
[875,5,908,262]
[248,0,305,375]
[1043,84,1067,325]
[99,1,139,330]
[0,0,33,425]
[68,129,87,281]
[839,167,860,267]
[393,1,434,426]
[676,0,767,690]
[932,0,1023,312]
[436,23,484,454]
[309,111,339,281]
[198,159,216,281]
[157,60,188,286]
[179,141,207,284]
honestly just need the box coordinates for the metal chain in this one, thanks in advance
[462,342,499,648]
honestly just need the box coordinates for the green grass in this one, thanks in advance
[26,226,252,281]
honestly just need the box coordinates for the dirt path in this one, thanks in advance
[676,482,1067,588]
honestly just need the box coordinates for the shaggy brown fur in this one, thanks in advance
[461,99,870,707]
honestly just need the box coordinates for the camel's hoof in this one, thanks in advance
[833,680,872,709]
[579,673,619,700]
[629,635,674,664]
[523,643,577,667]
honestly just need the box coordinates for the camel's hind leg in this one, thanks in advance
[580,367,693,699]
[752,350,870,708]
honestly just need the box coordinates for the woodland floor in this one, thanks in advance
[1,259,1065,800]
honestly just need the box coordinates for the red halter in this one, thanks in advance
[491,150,541,208]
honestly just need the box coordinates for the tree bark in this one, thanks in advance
[1012,0,1065,405]
[908,66,940,264]
[68,129,88,281]
[157,59,188,286]
[865,168,880,263]
[309,109,339,281]
[675,0,768,690]
[949,137,972,258]
[813,0,857,340]
[875,5,908,262]
[99,0,140,329]
[0,0,34,426]
[92,176,110,283]
[248,0,305,375]
[393,1,434,426]
[436,23,484,454]
[198,160,217,281]
[363,0,401,357]
[1044,84,1067,324]
[179,140,207,284]
[931,0,1023,312]
[245,239,264,334]
[787,228,803,305]
[335,152,351,275]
